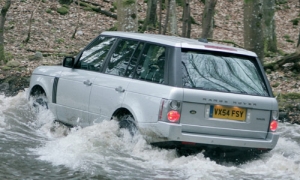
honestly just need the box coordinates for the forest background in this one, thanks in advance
[0,0,299,122]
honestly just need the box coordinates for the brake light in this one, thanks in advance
[167,110,181,123]
[270,120,278,132]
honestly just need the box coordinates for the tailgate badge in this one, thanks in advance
[190,110,197,114]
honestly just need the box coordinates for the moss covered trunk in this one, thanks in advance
[117,0,138,32]
[0,0,11,63]
[143,0,157,31]
[243,0,264,62]
[263,0,277,53]
[201,0,218,39]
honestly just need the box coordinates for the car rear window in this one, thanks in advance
[181,49,269,96]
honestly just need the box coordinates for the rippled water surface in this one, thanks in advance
[0,92,299,180]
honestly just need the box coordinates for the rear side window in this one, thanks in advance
[181,50,269,96]
[135,44,166,84]
[105,39,139,76]
[76,36,116,71]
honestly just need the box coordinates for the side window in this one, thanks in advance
[76,36,116,71]
[125,42,144,78]
[135,44,166,84]
[105,39,139,76]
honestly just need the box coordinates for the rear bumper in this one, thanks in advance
[140,121,279,149]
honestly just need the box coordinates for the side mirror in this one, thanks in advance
[63,57,75,68]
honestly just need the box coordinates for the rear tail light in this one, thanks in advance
[270,120,278,132]
[270,110,279,132]
[159,99,182,123]
[167,110,181,122]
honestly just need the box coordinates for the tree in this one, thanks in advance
[0,0,11,63]
[158,0,162,34]
[163,0,171,35]
[201,0,218,39]
[24,0,42,43]
[243,0,264,62]
[143,0,157,31]
[117,0,138,32]
[262,0,277,53]
[182,0,191,37]
[72,0,80,39]
[168,0,178,36]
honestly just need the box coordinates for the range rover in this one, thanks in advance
[28,31,279,154]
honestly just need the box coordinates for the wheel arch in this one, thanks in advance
[112,107,136,122]
[30,84,47,97]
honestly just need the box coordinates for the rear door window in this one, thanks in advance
[105,39,140,76]
[134,44,166,84]
[181,49,269,96]
[76,36,116,71]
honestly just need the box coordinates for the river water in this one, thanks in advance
[0,91,299,180]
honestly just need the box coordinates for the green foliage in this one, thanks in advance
[55,38,64,44]
[282,93,300,99]
[112,2,117,9]
[200,0,205,4]
[57,6,69,15]
[291,18,299,26]
[190,16,198,25]
[123,0,135,6]
[176,0,184,7]
[108,26,117,31]
[59,0,73,5]
[131,13,137,19]
[5,52,13,62]
[2,66,11,71]
[283,35,294,43]
[272,82,280,88]
[275,0,288,5]
[110,8,115,12]
[46,9,52,14]
[6,60,20,67]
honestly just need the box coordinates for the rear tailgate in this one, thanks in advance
[180,89,277,139]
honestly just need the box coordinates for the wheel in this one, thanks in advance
[118,114,137,136]
[30,92,48,113]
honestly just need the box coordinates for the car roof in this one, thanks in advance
[101,31,257,57]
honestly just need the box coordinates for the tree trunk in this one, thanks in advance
[244,0,264,63]
[264,45,300,70]
[117,0,138,32]
[0,0,11,63]
[163,0,171,35]
[24,0,42,43]
[297,28,300,47]
[143,0,157,32]
[72,0,81,39]
[182,0,190,37]
[262,0,277,53]
[201,0,217,39]
[158,0,162,34]
[168,0,177,36]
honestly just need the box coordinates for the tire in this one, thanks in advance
[31,94,48,112]
[118,114,137,136]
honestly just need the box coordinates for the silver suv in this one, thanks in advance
[28,31,279,153]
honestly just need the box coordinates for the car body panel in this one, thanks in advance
[89,74,131,124]
[56,68,96,126]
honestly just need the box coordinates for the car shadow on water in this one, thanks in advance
[152,142,269,165]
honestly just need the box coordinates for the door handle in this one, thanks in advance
[83,80,92,86]
[115,86,125,93]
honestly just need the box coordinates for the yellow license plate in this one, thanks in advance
[210,105,246,121]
